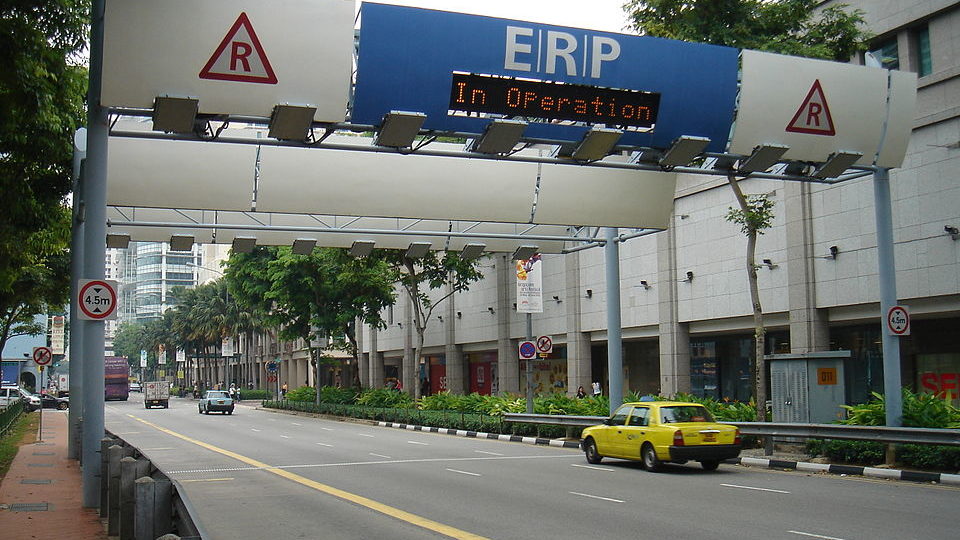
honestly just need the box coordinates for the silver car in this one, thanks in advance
[198,390,234,415]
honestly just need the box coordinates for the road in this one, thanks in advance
[105,395,959,540]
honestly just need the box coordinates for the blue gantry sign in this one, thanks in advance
[353,3,739,152]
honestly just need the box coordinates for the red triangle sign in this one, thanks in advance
[785,79,835,136]
[199,12,278,84]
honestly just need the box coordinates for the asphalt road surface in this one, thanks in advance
[105,395,959,540]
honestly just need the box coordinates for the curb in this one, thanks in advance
[377,421,960,485]
[376,421,581,449]
[731,456,960,486]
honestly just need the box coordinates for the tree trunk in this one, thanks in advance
[727,176,768,422]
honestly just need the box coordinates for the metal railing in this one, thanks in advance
[502,413,960,446]
[0,400,25,438]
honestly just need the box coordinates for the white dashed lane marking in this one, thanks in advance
[446,469,481,477]
[571,463,614,472]
[569,491,624,503]
[721,483,790,494]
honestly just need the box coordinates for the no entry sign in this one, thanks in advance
[78,279,119,320]
[33,346,53,366]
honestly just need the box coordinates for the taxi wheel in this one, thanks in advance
[57,402,68,410]
[701,460,720,471]
[642,443,662,472]
[227,410,233,415]
[583,438,602,464]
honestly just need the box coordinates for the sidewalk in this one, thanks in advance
[0,409,108,539]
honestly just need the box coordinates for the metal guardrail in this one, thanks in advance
[502,413,960,446]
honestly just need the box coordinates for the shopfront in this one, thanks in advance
[466,352,498,395]
[689,331,788,402]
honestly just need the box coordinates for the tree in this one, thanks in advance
[226,247,396,397]
[378,250,485,397]
[624,0,870,420]
[0,0,88,294]
[0,205,71,355]
[624,0,870,61]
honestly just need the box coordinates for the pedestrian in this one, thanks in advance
[281,382,288,398]
[576,385,586,399]
[229,383,236,401]
[592,381,601,397]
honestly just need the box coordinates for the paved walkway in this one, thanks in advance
[0,409,108,540]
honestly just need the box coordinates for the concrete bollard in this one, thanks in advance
[99,438,114,517]
[153,477,173,538]
[120,457,151,540]
[107,445,125,535]
[134,477,155,540]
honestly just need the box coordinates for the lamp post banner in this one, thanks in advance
[516,254,543,314]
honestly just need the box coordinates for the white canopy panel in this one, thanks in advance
[105,207,576,254]
[106,131,678,229]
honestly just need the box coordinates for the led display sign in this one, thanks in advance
[449,73,660,129]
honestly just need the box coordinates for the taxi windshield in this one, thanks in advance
[207,391,229,399]
[659,406,713,423]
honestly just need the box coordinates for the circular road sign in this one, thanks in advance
[518,341,537,360]
[78,279,118,320]
[33,346,53,366]
[536,335,553,354]
[266,361,279,373]
[886,305,910,336]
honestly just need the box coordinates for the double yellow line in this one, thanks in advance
[129,414,487,539]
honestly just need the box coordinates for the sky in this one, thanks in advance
[355,0,635,34]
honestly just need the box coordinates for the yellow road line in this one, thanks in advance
[127,414,488,540]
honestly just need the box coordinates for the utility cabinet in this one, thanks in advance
[767,351,850,424]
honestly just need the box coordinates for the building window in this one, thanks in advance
[868,37,899,70]
[915,26,931,77]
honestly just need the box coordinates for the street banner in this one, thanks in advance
[516,254,543,313]
[222,337,235,357]
[176,349,186,363]
[51,316,65,355]
[158,344,166,365]
[140,349,148,368]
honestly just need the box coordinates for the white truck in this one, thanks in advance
[143,381,170,409]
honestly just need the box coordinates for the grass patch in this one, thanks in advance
[0,411,39,482]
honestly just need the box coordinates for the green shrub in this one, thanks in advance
[238,389,270,400]
[356,388,414,408]
[842,388,960,428]
[286,386,316,402]
[807,439,885,465]
[319,386,357,405]
[897,444,960,471]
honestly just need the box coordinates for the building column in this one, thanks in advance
[658,220,690,395]
[565,250,592,395]
[402,293,416,394]
[444,280,465,395]
[785,181,830,352]
[355,316,366,389]
[496,254,519,393]
[369,323,382,388]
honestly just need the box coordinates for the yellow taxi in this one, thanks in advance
[581,400,742,471]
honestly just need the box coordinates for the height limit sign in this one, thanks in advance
[886,305,910,336]
[78,279,118,321]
